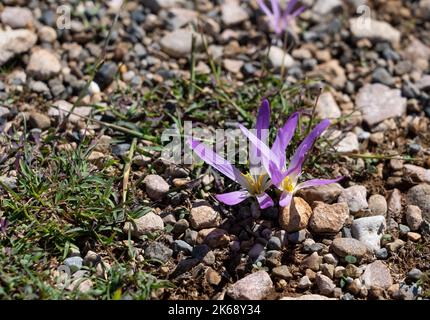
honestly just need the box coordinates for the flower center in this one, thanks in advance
[242,173,267,195]
[281,176,295,193]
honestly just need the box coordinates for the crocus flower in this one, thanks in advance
[240,118,343,208]
[257,0,306,35]
[188,100,274,209]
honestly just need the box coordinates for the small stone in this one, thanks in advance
[223,59,244,74]
[356,84,406,126]
[272,265,293,280]
[192,244,214,264]
[347,278,362,295]
[387,189,403,218]
[361,261,393,289]
[407,184,430,224]
[298,276,312,289]
[316,273,335,296]
[321,263,335,279]
[64,257,83,273]
[206,268,221,286]
[27,48,61,80]
[368,195,388,216]
[184,229,198,245]
[287,229,307,243]
[160,29,202,58]
[94,62,118,90]
[386,239,405,253]
[144,242,173,263]
[174,240,193,255]
[403,165,430,184]
[399,224,410,236]
[279,197,312,232]
[407,232,421,242]
[143,175,169,200]
[123,212,164,237]
[345,264,363,278]
[301,252,322,272]
[221,0,248,26]
[309,202,349,234]
[375,248,388,260]
[0,29,37,66]
[334,132,360,153]
[331,238,368,259]
[334,266,346,278]
[350,18,400,46]
[281,294,336,300]
[351,216,386,251]
[172,219,189,235]
[372,68,394,86]
[197,228,229,248]
[38,26,57,43]
[189,202,221,230]
[1,7,34,29]
[316,92,341,119]
[312,0,342,16]
[267,237,282,251]
[407,268,422,282]
[29,112,51,130]
[316,60,347,89]
[298,183,343,205]
[227,271,273,300]
[248,243,265,260]
[268,46,295,70]
[338,185,368,214]
[83,251,100,267]
[323,253,338,265]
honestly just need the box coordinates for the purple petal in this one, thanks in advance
[285,0,299,15]
[269,160,286,186]
[250,99,271,170]
[279,192,293,207]
[296,176,344,191]
[271,0,281,20]
[188,138,247,186]
[239,124,277,174]
[291,5,306,18]
[288,119,331,173]
[257,0,273,17]
[271,112,299,170]
[256,192,274,209]
[216,190,250,206]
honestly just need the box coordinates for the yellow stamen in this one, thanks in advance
[281,176,295,193]
[241,172,267,195]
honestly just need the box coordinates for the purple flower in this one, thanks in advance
[188,100,274,209]
[240,118,343,208]
[257,0,306,35]
[0,217,8,234]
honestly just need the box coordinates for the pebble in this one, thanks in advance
[83,251,100,267]
[227,271,273,300]
[387,188,403,218]
[331,238,368,259]
[361,261,393,289]
[350,18,401,46]
[321,263,335,279]
[315,92,341,119]
[323,253,338,266]
[27,48,62,80]
[355,84,407,126]
[192,244,214,265]
[298,276,312,289]
[64,256,83,273]
[221,0,249,26]
[143,175,170,200]
[372,68,394,86]
[301,252,322,272]
[189,202,221,230]
[334,266,346,278]
[375,248,388,260]
[287,229,307,244]
[385,239,405,253]
[309,202,349,234]
[197,228,229,248]
[174,240,193,255]
[407,232,421,242]
[404,165,430,184]
[399,224,410,236]
[268,46,295,70]
[298,183,343,205]
[1,6,34,29]
[316,273,336,296]
[281,294,336,300]
[279,197,312,232]
[407,184,430,223]
[338,185,368,214]
[38,26,57,43]
[351,216,386,251]
[172,218,189,235]
[144,242,173,264]
[184,229,198,245]
[160,29,202,58]
[206,268,222,286]
[407,268,422,282]
[368,195,388,216]
[123,211,164,237]
[267,237,282,250]
[29,112,51,130]
[0,29,37,66]
[272,266,293,280]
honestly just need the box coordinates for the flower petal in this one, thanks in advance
[256,192,274,209]
[271,112,299,170]
[289,119,331,172]
[257,0,273,17]
[296,176,344,191]
[256,99,271,142]
[285,0,299,15]
[216,190,250,206]
[279,192,293,207]
[188,138,247,186]
[271,0,281,20]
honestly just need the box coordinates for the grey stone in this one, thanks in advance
[123,212,164,237]
[375,248,388,260]
[315,92,341,119]
[406,205,423,231]
[160,29,202,58]
[174,240,193,255]
[27,48,61,80]
[351,216,386,251]
[338,185,368,214]
[64,256,83,273]
[1,7,34,29]
[316,273,336,296]
[350,18,401,46]
[189,202,221,230]
[298,275,312,289]
[0,29,37,66]
[144,242,173,263]
[227,271,273,300]
[272,265,292,280]
[331,238,368,258]
[143,175,169,200]
[407,268,422,282]
[368,195,388,216]
[372,68,394,86]
[407,184,430,223]
[361,261,393,289]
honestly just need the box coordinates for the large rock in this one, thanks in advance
[279,197,312,232]
[338,185,368,214]
[160,29,202,58]
[331,238,368,258]
[356,84,407,126]
[298,183,343,206]
[123,212,164,237]
[350,18,401,46]
[189,202,221,230]
[227,271,273,300]
[27,48,61,80]
[361,261,393,289]
[309,202,349,234]
[0,29,37,66]
[351,216,386,252]
[1,7,34,29]
[407,184,430,223]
